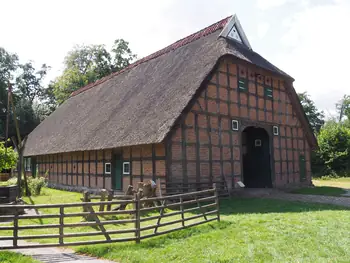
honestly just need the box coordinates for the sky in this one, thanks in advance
[1,0,349,118]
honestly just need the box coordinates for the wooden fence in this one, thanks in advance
[0,185,219,249]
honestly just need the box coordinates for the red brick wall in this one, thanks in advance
[34,143,166,192]
[121,143,166,193]
[168,57,312,189]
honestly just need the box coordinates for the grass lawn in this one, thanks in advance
[77,198,350,263]
[0,251,38,263]
[313,177,350,189]
[3,187,350,262]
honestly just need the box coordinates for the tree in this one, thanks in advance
[0,47,49,138]
[336,94,350,122]
[52,39,136,104]
[317,121,350,175]
[15,62,50,104]
[298,92,325,134]
[0,141,18,171]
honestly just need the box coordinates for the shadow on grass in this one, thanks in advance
[26,196,44,225]
[77,220,231,254]
[218,197,350,215]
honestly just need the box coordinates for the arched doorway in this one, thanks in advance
[242,126,272,188]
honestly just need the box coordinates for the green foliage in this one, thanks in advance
[7,176,18,186]
[27,176,47,196]
[0,47,51,138]
[336,94,350,121]
[52,39,136,104]
[317,121,350,175]
[0,141,18,171]
[298,91,325,134]
[0,251,39,263]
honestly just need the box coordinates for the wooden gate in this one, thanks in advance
[0,185,219,249]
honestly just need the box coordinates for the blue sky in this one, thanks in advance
[1,0,349,117]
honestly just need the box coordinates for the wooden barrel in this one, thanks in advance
[0,173,10,182]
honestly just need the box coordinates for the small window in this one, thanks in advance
[123,162,130,175]
[264,86,273,99]
[238,78,247,92]
[255,139,262,147]
[232,120,239,131]
[24,158,31,171]
[273,126,279,135]
[105,163,111,174]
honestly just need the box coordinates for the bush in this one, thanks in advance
[316,121,350,176]
[0,142,18,171]
[27,176,47,196]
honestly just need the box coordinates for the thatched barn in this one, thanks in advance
[23,15,316,194]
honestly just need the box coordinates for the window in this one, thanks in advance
[232,120,239,131]
[123,162,130,175]
[24,158,31,171]
[273,126,279,135]
[228,25,242,43]
[238,78,247,92]
[105,163,111,174]
[255,139,262,147]
[264,86,273,99]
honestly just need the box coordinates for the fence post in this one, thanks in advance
[99,189,107,212]
[59,206,64,245]
[13,209,18,247]
[134,192,141,244]
[180,196,185,227]
[213,183,220,222]
[107,190,113,211]
[83,191,93,221]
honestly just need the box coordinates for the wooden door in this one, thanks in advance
[114,155,122,190]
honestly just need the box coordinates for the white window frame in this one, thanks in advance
[104,162,111,174]
[232,120,239,131]
[123,162,130,175]
[273,126,279,136]
[255,139,262,147]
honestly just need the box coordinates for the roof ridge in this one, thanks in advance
[70,15,232,97]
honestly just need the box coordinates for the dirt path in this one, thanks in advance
[267,192,350,207]
[237,189,350,208]
[0,240,116,263]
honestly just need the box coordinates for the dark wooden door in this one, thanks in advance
[243,127,272,188]
[114,155,122,190]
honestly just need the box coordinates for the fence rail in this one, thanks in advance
[0,184,219,249]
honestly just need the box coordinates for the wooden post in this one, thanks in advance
[99,189,107,212]
[83,191,93,221]
[59,206,64,245]
[134,193,141,244]
[106,190,113,211]
[13,209,18,247]
[180,196,185,227]
[213,183,220,222]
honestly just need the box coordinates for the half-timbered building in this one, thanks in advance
[23,15,316,194]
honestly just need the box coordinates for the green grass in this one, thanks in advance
[4,187,350,262]
[0,251,38,263]
[313,177,350,189]
[77,198,350,263]
[2,188,218,245]
[291,186,347,196]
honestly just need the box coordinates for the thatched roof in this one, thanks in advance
[23,16,315,157]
